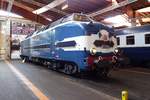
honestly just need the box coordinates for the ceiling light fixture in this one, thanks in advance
[0,10,23,18]
[61,4,68,10]
[104,15,128,24]
[33,7,48,14]
[61,0,68,10]
[137,7,150,12]
[104,14,131,27]
[45,17,52,21]
[112,0,118,5]
[32,0,66,14]
[141,18,150,22]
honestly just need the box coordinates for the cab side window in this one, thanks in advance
[145,34,150,44]
[126,36,134,45]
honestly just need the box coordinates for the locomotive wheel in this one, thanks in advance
[52,62,57,70]
[64,63,78,75]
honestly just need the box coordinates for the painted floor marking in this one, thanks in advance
[5,60,49,100]
[64,77,119,100]
[120,69,150,75]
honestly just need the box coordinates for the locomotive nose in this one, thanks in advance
[93,40,114,48]
[94,29,115,48]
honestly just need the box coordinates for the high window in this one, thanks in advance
[126,36,135,45]
[145,34,150,44]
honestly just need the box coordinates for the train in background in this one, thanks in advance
[116,24,150,66]
[20,13,120,76]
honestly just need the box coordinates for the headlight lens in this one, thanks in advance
[90,48,97,55]
[114,48,119,53]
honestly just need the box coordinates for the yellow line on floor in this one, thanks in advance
[5,60,49,100]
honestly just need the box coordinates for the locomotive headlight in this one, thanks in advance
[114,48,119,53]
[90,48,97,55]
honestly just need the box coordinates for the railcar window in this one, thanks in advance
[126,36,135,45]
[145,34,150,44]
[117,37,120,45]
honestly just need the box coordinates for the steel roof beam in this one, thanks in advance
[3,0,50,25]
[13,1,34,11]
[13,1,56,20]
[20,0,45,7]
[32,0,67,15]
[88,0,138,17]
[7,0,14,12]
[21,0,67,15]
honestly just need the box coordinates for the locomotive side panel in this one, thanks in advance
[30,30,52,59]
[52,23,88,70]
[20,38,31,58]
[24,22,88,70]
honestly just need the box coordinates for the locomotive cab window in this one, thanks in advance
[74,14,91,22]
[145,34,150,44]
[117,37,120,45]
[126,36,134,45]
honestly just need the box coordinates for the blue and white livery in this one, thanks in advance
[116,24,150,65]
[20,13,118,76]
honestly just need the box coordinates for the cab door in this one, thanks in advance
[51,29,56,59]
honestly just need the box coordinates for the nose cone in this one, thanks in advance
[94,29,115,49]
[99,29,110,41]
[81,22,115,36]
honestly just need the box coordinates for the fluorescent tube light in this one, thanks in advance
[104,14,131,26]
[137,7,150,12]
[32,0,66,14]
[61,4,68,10]
[0,10,23,18]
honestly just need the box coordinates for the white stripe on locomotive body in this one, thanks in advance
[117,32,150,48]
[57,34,117,53]
[25,21,89,40]
[23,20,116,53]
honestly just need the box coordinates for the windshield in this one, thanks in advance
[74,14,91,22]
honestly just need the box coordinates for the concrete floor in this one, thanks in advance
[0,60,150,100]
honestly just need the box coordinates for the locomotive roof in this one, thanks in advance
[25,13,114,39]
[26,13,93,38]
[116,24,150,35]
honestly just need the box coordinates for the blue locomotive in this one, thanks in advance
[20,13,119,76]
[116,24,150,66]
